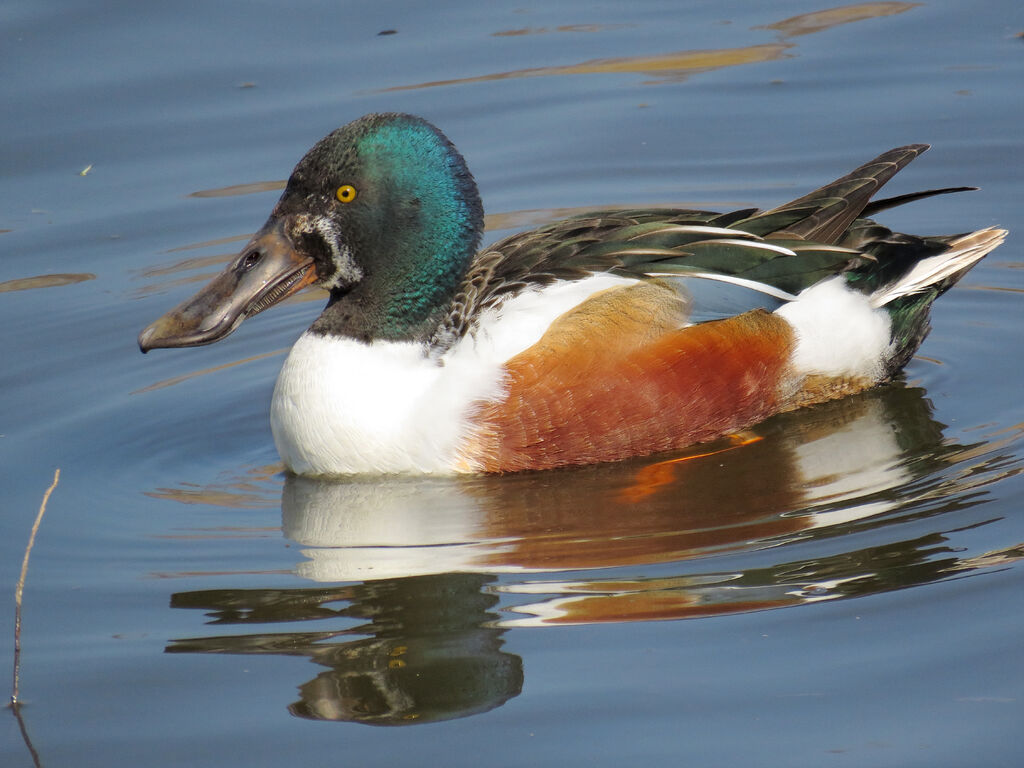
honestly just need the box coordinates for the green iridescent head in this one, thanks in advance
[272,113,485,341]
[137,114,485,352]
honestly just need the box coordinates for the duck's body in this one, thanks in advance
[271,272,637,474]
[140,113,1005,475]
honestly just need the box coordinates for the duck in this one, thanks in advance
[139,112,1005,475]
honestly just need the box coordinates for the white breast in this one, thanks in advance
[271,273,639,475]
[271,332,496,474]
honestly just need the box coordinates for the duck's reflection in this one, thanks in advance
[166,384,1021,724]
[279,385,956,583]
[168,572,522,725]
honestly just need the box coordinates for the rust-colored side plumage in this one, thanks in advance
[462,283,796,472]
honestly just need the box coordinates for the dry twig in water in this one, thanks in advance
[11,468,60,708]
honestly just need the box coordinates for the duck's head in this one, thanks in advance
[139,113,484,351]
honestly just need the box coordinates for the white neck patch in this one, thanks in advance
[291,213,362,291]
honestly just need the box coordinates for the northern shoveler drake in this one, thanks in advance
[139,113,1006,475]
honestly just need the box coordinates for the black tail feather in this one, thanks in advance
[861,186,977,217]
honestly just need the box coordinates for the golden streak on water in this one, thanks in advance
[376,43,795,92]
[754,2,920,38]
[380,3,922,94]
[138,252,235,279]
[145,465,284,510]
[145,489,278,510]
[491,23,633,37]
[133,270,225,298]
[0,273,95,292]
[165,233,253,254]
[132,349,287,394]
[189,180,286,198]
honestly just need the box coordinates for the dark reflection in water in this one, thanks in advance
[165,384,1021,723]
[168,573,523,726]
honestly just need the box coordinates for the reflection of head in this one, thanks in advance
[289,631,523,725]
[167,572,525,726]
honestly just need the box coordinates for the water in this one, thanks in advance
[3,0,1023,765]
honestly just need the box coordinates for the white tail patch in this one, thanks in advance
[776,277,892,381]
[869,227,1007,308]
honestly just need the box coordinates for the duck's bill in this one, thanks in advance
[138,221,316,352]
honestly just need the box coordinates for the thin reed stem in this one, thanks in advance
[12,468,60,707]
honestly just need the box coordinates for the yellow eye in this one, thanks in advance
[336,184,357,203]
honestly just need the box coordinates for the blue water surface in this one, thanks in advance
[2,1,1023,766]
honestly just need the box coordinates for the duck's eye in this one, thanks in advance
[336,184,357,204]
[239,251,260,272]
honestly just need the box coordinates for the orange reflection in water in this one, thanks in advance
[0,273,95,292]
[491,24,633,38]
[132,349,288,394]
[755,2,919,38]
[153,386,1021,730]
[378,43,794,92]
[189,180,286,198]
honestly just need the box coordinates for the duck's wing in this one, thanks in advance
[736,144,930,243]
[440,145,964,345]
